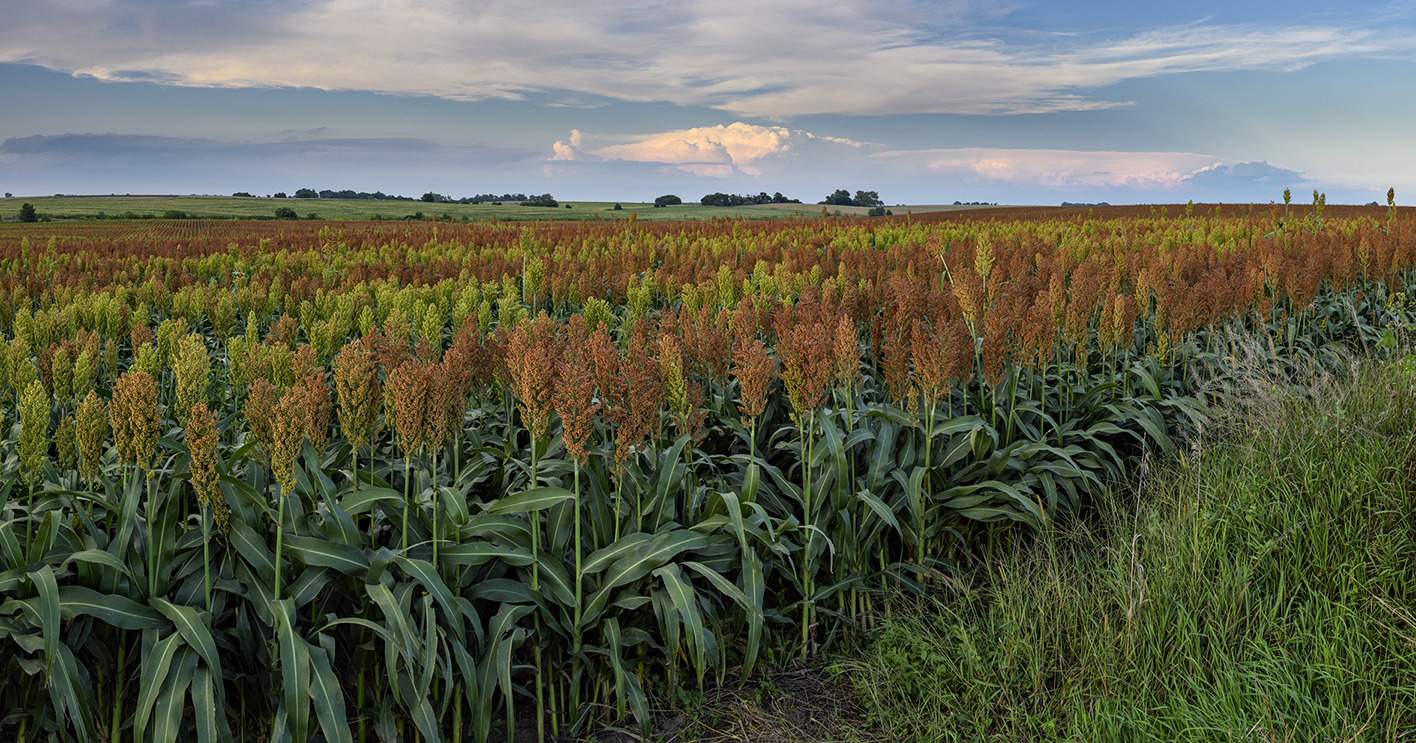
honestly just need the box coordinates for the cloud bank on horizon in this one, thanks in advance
[1,0,1412,203]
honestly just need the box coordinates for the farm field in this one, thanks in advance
[0,199,1413,742]
[0,195,964,223]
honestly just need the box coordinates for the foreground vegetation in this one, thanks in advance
[0,197,1410,742]
[840,342,1416,741]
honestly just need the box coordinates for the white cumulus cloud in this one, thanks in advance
[573,122,872,176]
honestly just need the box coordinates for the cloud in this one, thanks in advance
[872,147,1307,193]
[0,131,549,197]
[1,1,1409,118]
[571,122,872,176]
[550,129,595,161]
[1186,160,1308,189]
[0,133,455,160]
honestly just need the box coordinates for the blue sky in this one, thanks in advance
[2,0,1414,205]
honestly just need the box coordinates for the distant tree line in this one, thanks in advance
[283,189,417,201]
[466,193,532,204]
[700,191,800,207]
[820,189,883,207]
[953,201,997,206]
[281,189,544,204]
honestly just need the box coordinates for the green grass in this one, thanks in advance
[834,351,1416,742]
[0,195,878,222]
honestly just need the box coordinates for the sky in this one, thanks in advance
[2,0,1415,205]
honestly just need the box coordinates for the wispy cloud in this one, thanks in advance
[871,147,1307,192]
[0,132,546,196]
[1,1,1408,118]
[0,133,534,170]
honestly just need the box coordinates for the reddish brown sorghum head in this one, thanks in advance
[834,314,860,393]
[505,313,561,443]
[302,369,331,455]
[912,320,951,410]
[777,320,834,425]
[731,337,776,426]
[554,314,599,463]
[385,359,431,458]
[615,327,662,464]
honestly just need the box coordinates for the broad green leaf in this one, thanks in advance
[308,644,354,743]
[273,598,311,743]
[394,556,466,642]
[135,633,183,743]
[151,598,223,686]
[856,490,901,534]
[655,564,707,683]
[338,487,404,516]
[682,561,759,617]
[191,666,218,743]
[485,486,576,514]
[59,549,135,580]
[580,532,653,575]
[152,649,199,743]
[35,566,59,673]
[281,533,369,575]
[438,542,534,567]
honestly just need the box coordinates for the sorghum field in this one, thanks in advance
[0,193,1412,742]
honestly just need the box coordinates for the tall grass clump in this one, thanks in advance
[837,347,1416,742]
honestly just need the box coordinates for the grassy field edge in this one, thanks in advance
[826,343,1416,742]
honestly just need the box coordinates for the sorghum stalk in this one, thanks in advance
[505,313,559,743]
[112,371,159,595]
[18,380,49,549]
[272,387,305,600]
[110,640,126,743]
[186,403,220,612]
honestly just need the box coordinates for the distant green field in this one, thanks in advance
[0,195,884,222]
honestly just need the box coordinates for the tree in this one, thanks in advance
[232,192,252,197]
[273,192,287,198]
[654,194,682,208]
[273,207,298,219]
[854,190,883,207]
[294,188,318,198]
[18,203,38,223]
[4,193,11,198]
[818,189,882,207]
